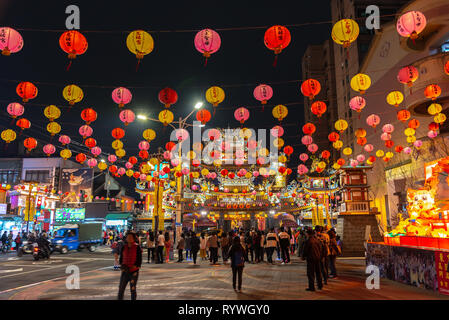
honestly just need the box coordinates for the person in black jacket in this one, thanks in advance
[118,231,142,300]
[228,236,246,292]
[190,232,200,265]
[301,228,323,291]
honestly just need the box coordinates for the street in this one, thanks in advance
[0,246,447,300]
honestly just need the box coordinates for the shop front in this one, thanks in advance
[105,212,133,233]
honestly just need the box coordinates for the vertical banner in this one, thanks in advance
[24,196,36,221]
[435,251,449,295]
[42,209,51,231]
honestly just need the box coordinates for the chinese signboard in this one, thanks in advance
[55,208,85,222]
[435,251,449,295]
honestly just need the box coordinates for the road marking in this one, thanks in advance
[0,268,23,274]
[7,257,19,261]
[32,260,63,265]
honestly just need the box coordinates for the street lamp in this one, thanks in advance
[194,102,203,110]
[137,114,147,120]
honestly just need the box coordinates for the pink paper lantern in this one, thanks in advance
[234,107,250,124]
[125,162,133,169]
[301,135,313,146]
[235,149,245,159]
[247,140,257,150]
[117,167,126,175]
[119,109,135,126]
[192,185,198,191]
[171,158,180,167]
[194,29,221,59]
[413,140,423,148]
[380,133,391,141]
[350,160,358,167]
[43,144,56,156]
[79,125,93,138]
[181,168,190,175]
[175,128,189,142]
[91,146,102,157]
[224,188,229,193]
[58,135,71,145]
[0,27,24,55]
[112,87,132,107]
[366,114,381,129]
[253,84,273,105]
[208,128,221,141]
[382,124,395,134]
[210,172,217,179]
[396,11,426,39]
[140,174,147,181]
[235,159,244,166]
[108,155,117,163]
[364,144,374,153]
[299,153,309,162]
[307,143,318,154]
[271,125,284,137]
[163,151,172,160]
[297,164,308,175]
[87,158,97,168]
[138,140,150,151]
[428,130,438,138]
[404,147,412,154]
[356,154,365,162]
[397,66,418,87]
[253,171,260,177]
[349,96,366,112]
[6,102,24,118]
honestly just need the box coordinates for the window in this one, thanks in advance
[25,170,50,183]
[0,170,20,185]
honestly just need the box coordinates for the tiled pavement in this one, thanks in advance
[2,256,448,300]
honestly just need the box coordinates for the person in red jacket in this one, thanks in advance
[117,231,142,300]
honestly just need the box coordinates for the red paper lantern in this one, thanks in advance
[16,118,30,130]
[408,119,420,129]
[321,150,330,159]
[76,153,87,163]
[166,142,176,151]
[111,127,125,140]
[395,146,403,153]
[109,165,118,173]
[337,158,345,166]
[328,132,340,142]
[158,87,178,108]
[84,137,96,149]
[16,82,38,102]
[301,79,321,100]
[139,150,149,159]
[23,137,37,151]
[302,123,316,135]
[385,140,394,148]
[221,169,228,176]
[81,108,97,125]
[128,156,138,165]
[59,30,88,59]
[133,172,140,179]
[196,109,211,125]
[264,25,291,55]
[357,137,367,146]
[310,101,327,118]
[278,166,286,174]
[283,145,293,156]
[429,122,439,131]
[163,166,170,174]
[397,109,411,122]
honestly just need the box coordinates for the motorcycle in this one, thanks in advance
[33,243,51,261]
[17,241,35,257]
[1,240,11,253]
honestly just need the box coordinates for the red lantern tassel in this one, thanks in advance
[273,55,278,67]
[136,59,141,72]
[204,58,208,67]
[66,60,73,71]
[213,107,216,116]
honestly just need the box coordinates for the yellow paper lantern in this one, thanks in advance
[233,188,238,193]
[343,147,352,156]
[149,158,159,166]
[146,175,152,182]
[331,19,359,48]
[355,128,367,138]
[404,128,415,136]
[333,140,343,150]
[205,86,225,107]
[273,138,284,149]
[272,105,288,122]
[350,73,371,94]
[60,148,72,160]
[62,84,84,106]
[98,162,108,171]
[187,151,196,160]
[239,128,253,139]
[386,91,404,107]
[44,105,61,121]
[376,150,384,158]
[434,113,446,124]
[158,110,174,126]
[213,159,222,167]
[407,135,416,144]
[259,168,267,175]
[386,152,394,158]
[143,129,156,141]
[126,169,134,177]
[201,168,210,176]
[245,172,252,179]
[1,129,16,143]
[192,172,200,178]
[141,163,151,174]
[278,155,287,163]
[428,103,442,116]
[169,181,176,187]
[116,148,126,158]
[112,139,124,150]
[333,163,341,170]
[126,30,154,59]
[318,161,326,169]
[335,119,348,132]
[46,122,61,136]
[259,148,269,157]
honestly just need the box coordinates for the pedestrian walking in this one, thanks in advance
[146,230,155,263]
[278,227,291,264]
[221,232,230,264]
[228,236,245,292]
[190,232,200,265]
[185,232,192,261]
[328,229,341,278]
[265,228,278,264]
[253,231,261,263]
[117,231,142,300]
[260,231,266,262]
[177,233,185,262]
[164,231,171,263]
[199,233,207,260]
[316,226,329,285]
[156,231,165,263]
[244,231,253,262]
[14,233,22,251]
[296,229,306,257]
[302,228,323,292]
[207,231,219,265]
[112,236,124,270]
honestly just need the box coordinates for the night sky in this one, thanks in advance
[0,0,332,193]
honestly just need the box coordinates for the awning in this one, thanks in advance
[105,213,131,220]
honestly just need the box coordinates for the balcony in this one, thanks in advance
[404,52,449,116]
[340,201,370,214]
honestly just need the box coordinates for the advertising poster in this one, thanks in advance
[60,168,93,203]
[55,208,85,222]
[435,251,449,295]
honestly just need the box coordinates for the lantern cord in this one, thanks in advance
[66,60,73,71]
[136,59,141,72]
[272,55,278,67]
[213,107,216,116]
[204,58,208,67]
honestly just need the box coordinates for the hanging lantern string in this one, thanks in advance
[12,13,399,34]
